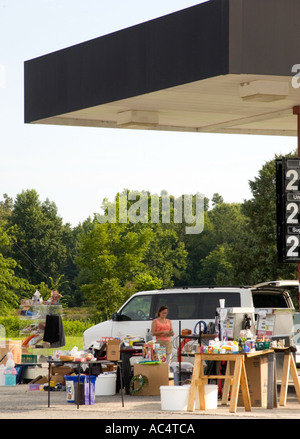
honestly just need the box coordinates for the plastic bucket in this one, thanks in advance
[65,375,83,403]
[95,373,117,396]
[160,385,190,411]
[204,384,218,409]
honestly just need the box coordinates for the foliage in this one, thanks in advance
[75,216,187,319]
[1,151,300,317]
[0,221,32,314]
[8,189,68,286]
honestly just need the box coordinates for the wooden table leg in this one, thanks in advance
[187,356,201,411]
[221,361,231,405]
[279,351,290,406]
[229,356,242,413]
[289,353,300,403]
[198,360,206,410]
[239,358,251,411]
[229,356,251,413]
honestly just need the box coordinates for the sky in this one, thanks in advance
[0,0,297,227]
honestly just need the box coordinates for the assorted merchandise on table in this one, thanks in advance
[1,296,299,413]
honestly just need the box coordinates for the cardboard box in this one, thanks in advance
[106,339,120,361]
[133,363,169,396]
[29,376,48,385]
[50,365,74,376]
[143,343,166,362]
[154,347,167,363]
[0,340,22,366]
[50,374,65,384]
[238,356,268,407]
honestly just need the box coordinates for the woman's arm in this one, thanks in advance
[167,320,174,336]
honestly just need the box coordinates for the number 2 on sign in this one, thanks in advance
[286,169,299,191]
[287,202,299,223]
[287,235,299,257]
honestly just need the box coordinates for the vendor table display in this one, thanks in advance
[46,359,124,409]
[187,350,276,413]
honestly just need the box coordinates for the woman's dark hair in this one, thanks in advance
[157,305,168,316]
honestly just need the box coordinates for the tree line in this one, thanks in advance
[0,151,298,318]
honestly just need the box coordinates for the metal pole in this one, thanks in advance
[293,106,300,311]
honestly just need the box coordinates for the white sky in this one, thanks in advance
[0,0,297,226]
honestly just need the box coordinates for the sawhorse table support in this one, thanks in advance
[277,347,300,406]
[187,353,251,413]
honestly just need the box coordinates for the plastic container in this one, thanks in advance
[204,384,218,409]
[65,375,80,403]
[21,354,37,364]
[65,375,96,404]
[170,362,193,385]
[95,373,117,396]
[174,371,192,385]
[5,368,16,386]
[0,365,6,386]
[160,385,190,411]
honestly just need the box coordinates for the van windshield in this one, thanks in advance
[119,295,152,321]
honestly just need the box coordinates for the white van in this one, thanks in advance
[83,281,296,351]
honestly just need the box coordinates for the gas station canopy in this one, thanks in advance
[24,0,300,136]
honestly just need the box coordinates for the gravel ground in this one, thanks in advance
[0,384,300,421]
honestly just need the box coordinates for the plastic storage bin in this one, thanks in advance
[65,375,96,404]
[160,385,190,411]
[95,373,117,396]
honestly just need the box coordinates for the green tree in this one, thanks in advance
[0,221,31,314]
[76,201,188,319]
[231,153,298,286]
[9,189,68,285]
[197,244,234,285]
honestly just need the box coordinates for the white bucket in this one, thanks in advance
[95,373,117,396]
[160,385,190,411]
[204,384,218,409]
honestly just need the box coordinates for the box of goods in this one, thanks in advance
[29,376,48,385]
[143,343,155,361]
[133,363,169,396]
[29,384,41,391]
[21,354,37,364]
[106,339,120,361]
[143,343,167,363]
[51,365,74,376]
[50,374,66,384]
[0,340,22,366]
[153,347,167,363]
[238,356,268,408]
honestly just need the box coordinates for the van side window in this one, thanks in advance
[198,293,241,319]
[252,293,288,308]
[119,295,152,321]
[154,294,198,320]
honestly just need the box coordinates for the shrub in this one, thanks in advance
[0,316,93,338]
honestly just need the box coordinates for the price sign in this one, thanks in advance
[276,157,300,262]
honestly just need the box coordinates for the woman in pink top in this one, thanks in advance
[151,305,174,362]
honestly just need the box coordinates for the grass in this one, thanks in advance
[63,336,84,351]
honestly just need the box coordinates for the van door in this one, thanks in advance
[111,294,153,340]
[251,280,296,309]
